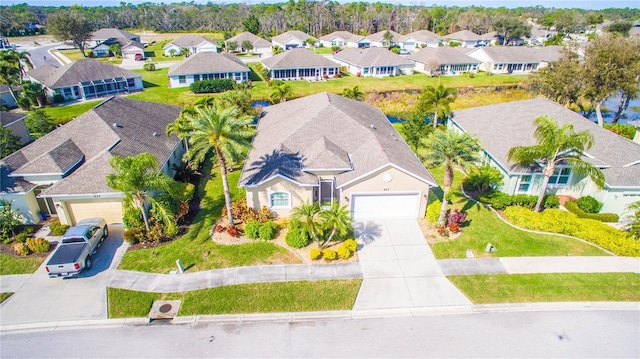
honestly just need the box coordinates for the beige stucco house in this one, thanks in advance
[239,92,437,219]
[0,97,184,225]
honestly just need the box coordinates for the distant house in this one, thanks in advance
[0,97,184,225]
[120,41,146,60]
[163,35,218,56]
[0,84,20,109]
[261,48,339,80]
[450,98,640,217]
[319,31,370,49]
[408,47,480,76]
[528,27,557,45]
[271,31,317,50]
[226,32,272,55]
[1,112,31,145]
[92,38,145,60]
[239,92,437,219]
[535,46,563,68]
[168,52,250,88]
[467,47,544,74]
[27,59,143,102]
[400,30,441,51]
[366,30,401,48]
[333,47,414,77]
[90,28,140,48]
[443,30,485,48]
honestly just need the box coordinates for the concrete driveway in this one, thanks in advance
[352,219,471,310]
[0,225,128,325]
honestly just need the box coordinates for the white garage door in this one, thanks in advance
[66,200,123,225]
[351,193,420,219]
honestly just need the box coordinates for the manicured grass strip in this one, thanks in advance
[118,163,301,273]
[449,273,640,304]
[107,279,362,318]
[35,100,102,125]
[0,292,14,303]
[128,68,198,105]
[0,253,45,275]
[427,166,608,258]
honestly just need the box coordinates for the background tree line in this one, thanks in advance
[1,2,638,38]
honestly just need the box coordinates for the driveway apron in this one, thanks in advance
[353,219,471,310]
[0,225,128,325]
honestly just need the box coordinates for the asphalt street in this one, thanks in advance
[1,309,638,358]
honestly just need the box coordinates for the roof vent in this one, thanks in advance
[113,122,121,128]
[369,124,377,129]
[152,132,158,137]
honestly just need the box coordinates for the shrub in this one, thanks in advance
[258,221,278,241]
[12,242,30,256]
[323,249,337,261]
[604,123,636,140]
[189,79,235,94]
[477,192,559,211]
[337,244,352,259]
[26,238,50,253]
[215,224,226,233]
[463,164,504,193]
[426,200,442,223]
[448,223,460,233]
[437,225,449,237]
[335,73,342,78]
[227,225,240,237]
[564,200,619,222]
[310,248,322,260]
[256,206,272,224]
[343,239,358,253]
[244,220,260,239]
[448,209,467,226]
[267,79,284,87]
[143,63,156,71]
[285,220,309,248]
[331,45,340,52]
[146,223,165,243]
[49,220,70,236]
[503,206,640,257]
[576,196,603,214]
[15,231,30,243]
[123,228,145,245]
[52,94,65,103]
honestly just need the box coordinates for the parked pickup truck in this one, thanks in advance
[46,218,108,278]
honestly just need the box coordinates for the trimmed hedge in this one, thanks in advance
[189,78,235,94]
[477,192,559,210]
[426,200,441,223]
[564,200,619,223]
[503,206,639,257]
[576,196,602,214]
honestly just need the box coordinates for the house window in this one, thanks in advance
[549,167,571,186]
[127,78,135,87]
[193,74,200,82]
[270,192,290,208]
[518,175,532,193]
[178,76,186,84]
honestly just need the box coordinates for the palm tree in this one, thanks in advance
[319,201,351,247]
[106,153,181,231]
[0,50,21,101]
[269,84,293,104]
[421,129,481,224]
[342,85,365,101]
[417,85,458,128]
[291,201,323,245]
[109,43,121,57]
[166,104,196,151]
[21,82,46,108]
[507,115,605,212]
[626,201,640,239]
[181,105,255,225]
[180,47,192,57]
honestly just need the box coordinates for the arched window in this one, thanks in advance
[270,192,291,208]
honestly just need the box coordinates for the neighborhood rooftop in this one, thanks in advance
[27,59,141,88]
[91,28,137,40]
[168,52,248,76]
[226,32,271,46]
[261,48,338,69]
[166,34,216,47]
[334,47,414,67]
[1,112,28,127]
[408,47,481,65]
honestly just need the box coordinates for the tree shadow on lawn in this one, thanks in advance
[142,80,159,88]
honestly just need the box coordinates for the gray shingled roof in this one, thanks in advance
[468,47,543,63]
[91,28,137,41]
[0,97,182,196]
[444,30,483,41]
[408,47,480,65]
[400,30,441,42]
[261,48,339,70]
[450,98,640,187]
[320,31,366,43]
[226,32,271,47]
[27,59,141,88]
[1,112,28,127]
[333,47,414,67]
[239,92,436,188]
[272,31,317,44]
[0,84,20,94]
[535,46,563,62]
[366,30,401,42]
[168,52,249,76]
[166,35,216,48]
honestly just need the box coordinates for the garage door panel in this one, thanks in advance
[67,200,123,225]
[352,193,419,219]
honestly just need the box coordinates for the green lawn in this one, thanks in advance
[58,50,123,65]
[311,47,335,55]
[35,100,102,125]
[128,68,198,105]
[118,160,301,273]
[427,166,608,258]
[0,292,13,303]
[144,39,186,62]
[449,273,640,303]
[0,253,46,275]
[107,279,362,318]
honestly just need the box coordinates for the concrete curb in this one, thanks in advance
[2,302,637,335]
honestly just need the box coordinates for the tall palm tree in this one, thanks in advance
[291,201,323,246]
[0,50,21,101]
[269,83,293,104]
[421,129,481,224]
[417,84,458,128]
[319,201,351,247]
[507,115,605,212]
[181,47,192,57]
[342,85,365,101]
[182,105,255,225]
[166,104,196,151]
[106,153,181,231]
